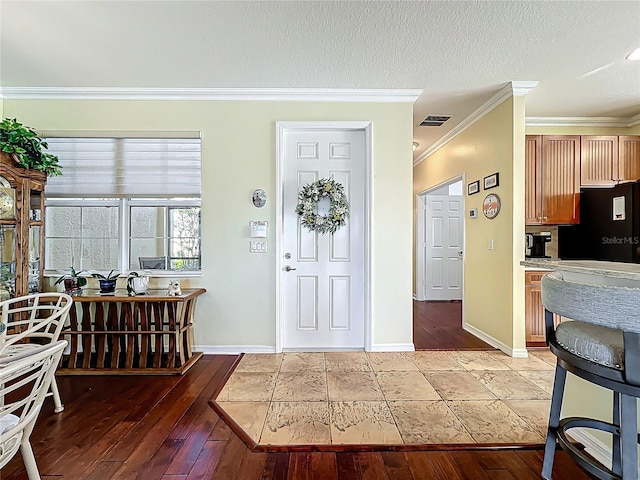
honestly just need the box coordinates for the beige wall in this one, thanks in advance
[413,96,527,352]
[3,99,414,350]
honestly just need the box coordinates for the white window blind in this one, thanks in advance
[44,137,201,198]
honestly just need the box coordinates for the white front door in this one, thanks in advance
[425,195,463,301]
[281,129,365,350]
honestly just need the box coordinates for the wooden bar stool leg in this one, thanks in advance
[542,364,567,480]
[621,393,638,480]
[612,391,622,476]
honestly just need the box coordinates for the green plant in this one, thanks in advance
[54,267,87,287]
[0,118,62,176]
[92,270,120,281]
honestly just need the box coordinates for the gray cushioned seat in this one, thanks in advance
[555,321,624,370]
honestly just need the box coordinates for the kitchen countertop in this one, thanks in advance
[520,259,640,282]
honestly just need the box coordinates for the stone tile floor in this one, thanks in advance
[211,350,557,446]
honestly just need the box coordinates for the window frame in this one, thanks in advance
[44,197,202,278]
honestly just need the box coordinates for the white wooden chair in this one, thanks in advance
[0,341,67,480]
[0,293,73,413]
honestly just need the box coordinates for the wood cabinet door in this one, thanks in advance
[580,136,618,186]
[525,135,542,225]
[541,136,580,224]
[618,136,640,182]
[525,283,547,344]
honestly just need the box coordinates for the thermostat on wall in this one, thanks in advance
[469,208,478,218]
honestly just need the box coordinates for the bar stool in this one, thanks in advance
[541,271,640,480]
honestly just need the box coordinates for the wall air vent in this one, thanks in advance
[419,115,451,127]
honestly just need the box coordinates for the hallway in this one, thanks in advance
[413,300,493,350]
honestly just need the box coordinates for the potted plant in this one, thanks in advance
[54,267,87,295]
[92,270,120,294]
[0,118,62,176]
[126,271,150,296]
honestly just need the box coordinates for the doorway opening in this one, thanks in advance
[415,176,490,350]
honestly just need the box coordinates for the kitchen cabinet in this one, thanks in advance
[0,153,46,300]
[581,135,640,186]
[525,270,560,346]
[618,136,640,183]
[525,135,580,225]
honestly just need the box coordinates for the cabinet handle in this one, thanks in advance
[543,216,548,220]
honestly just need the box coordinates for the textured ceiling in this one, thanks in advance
[1,0,639,158]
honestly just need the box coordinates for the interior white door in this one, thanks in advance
[425,195,463,301]
[282,129,365,350]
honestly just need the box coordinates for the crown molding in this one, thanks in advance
[414,81,538,166]
[627,112,640,127]
[0,87,422,103]
[525,116,633,127]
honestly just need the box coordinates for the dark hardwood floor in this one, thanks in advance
[1,354,593,479]
[413,300,493,350]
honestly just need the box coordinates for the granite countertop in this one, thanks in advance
[520,259,640,281]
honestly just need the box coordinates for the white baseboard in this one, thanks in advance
[370,343,415,352]
[194,345,276,355]
[462,324,528,357]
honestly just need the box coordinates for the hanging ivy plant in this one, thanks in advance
[295,178,350,235]
[0,118,61,176]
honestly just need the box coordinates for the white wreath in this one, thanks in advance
[295,178,350,234]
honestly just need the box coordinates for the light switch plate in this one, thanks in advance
[250,241,267,253]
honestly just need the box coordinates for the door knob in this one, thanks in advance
[284,265,297,272]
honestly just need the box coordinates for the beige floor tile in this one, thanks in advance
[503,399,551,437]
[215,372,276,402]
[448,351,510,370]
[469,371,550,400]
[388,400,475,444]
[235,354,283,373]
[327,371,384,401]
[280,352,326,372]
[424,371,496,400]
[447,400,545,444]
[272,372,327,401]
[260,401,330,445]
[486,351,555,371]
[325,352,372,371]
[529,349,558,367]
[376,371,440,401]
[515,370,556,396]
[410,351,464,371]
[367,352,419,371]
[215,401,269,442]
[330,401,403,444]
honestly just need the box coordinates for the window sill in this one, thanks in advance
[44,270,203,279]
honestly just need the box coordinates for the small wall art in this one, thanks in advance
[483,172,499,190]
[467,180,480,195]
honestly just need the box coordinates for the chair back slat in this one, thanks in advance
[0,293,73,351]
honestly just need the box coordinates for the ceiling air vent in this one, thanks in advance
[419,115,451,127]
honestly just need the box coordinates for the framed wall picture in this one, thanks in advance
[467,180,480,195]
[483,172,499,190]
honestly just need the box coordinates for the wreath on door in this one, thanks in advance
[295,178,350,234]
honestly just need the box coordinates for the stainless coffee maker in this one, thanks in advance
[525,232,552,258]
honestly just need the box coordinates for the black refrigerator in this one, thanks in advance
[558,181,640,263]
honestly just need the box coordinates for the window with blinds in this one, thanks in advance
[43,135,202,274]
[44,137,201,198]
